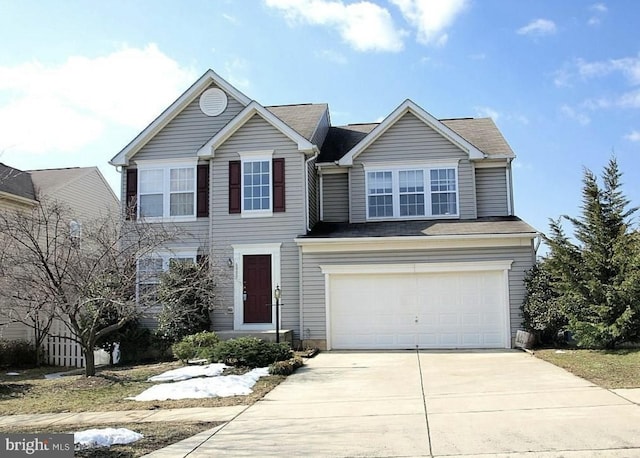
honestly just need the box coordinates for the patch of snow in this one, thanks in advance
[147,363,228,382]
[555,350,566,354]
[74,428,143,449]
[6,372,20,376]
[131,367,269,401]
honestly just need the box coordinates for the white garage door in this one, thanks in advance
[328,269,509,349]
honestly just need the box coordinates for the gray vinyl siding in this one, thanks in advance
[350,112,476,222]
[476,167,509,217]
[0,320,30,341]
[209,114,307,339]
[322,173,349,222]
[52,170,119,220]
[307,157,319,229]
[134,83,245,161]
[300,244,534,343]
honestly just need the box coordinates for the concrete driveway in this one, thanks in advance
[186,351,640,457]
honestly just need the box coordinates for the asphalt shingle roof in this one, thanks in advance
[0,163,36,201]
[266,104,328,142]
[441,117,515,158]
[304,216,537,238]
[318,124,378,163]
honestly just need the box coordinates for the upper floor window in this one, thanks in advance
[243,159,271,212]
[366,166,458,220]
[137,160,198,221]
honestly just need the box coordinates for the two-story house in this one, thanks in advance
[110,70,537,351]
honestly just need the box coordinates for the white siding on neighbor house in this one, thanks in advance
[476,167,509,217]
[134,83,245,161]
[322,173,349,222]
[299,244,534,343]
[209,114,308,339]
[50,169,119,220]
[307,157,319,229]
[350,112,476,222]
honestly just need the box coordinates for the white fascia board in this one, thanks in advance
[317,163,348,174]
[295,233,537,253]
[197,101,315,158]
[320,260,513,275]
[338,99,485,166]
[110,69,251,166]
[0,191,38,206]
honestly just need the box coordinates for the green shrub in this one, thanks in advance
[213,337,292,368]
[268,356,304,375]
[522,262,567,344]
[171,331,220,362]
[0,339,38,368]
[117,325,152,364]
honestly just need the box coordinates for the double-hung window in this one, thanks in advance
[137,160,197,220]
[366,165,458,219]
[137,249,197,307]
[239,150,274,217]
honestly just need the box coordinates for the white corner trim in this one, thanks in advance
[232,243,282,331]
[197,101,314,158]
[338,99,485,166]
[319,260,513,275]
[110,69,250,166]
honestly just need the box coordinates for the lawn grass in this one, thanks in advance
[534,348,640,389]
[1,421,221,457]
[0,361,285,415]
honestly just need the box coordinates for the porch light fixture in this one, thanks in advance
[227,258,233,268]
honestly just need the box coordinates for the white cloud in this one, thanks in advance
[587,3,607,26]
[265,0,405,52]
[617,89,640,108]
[0,44,196,155]
[517,18,557,36]
[560,105,590,125]
[474,106,500,121]
[590,3,608,13]
[223,58,251,90]
[222,13,239,24]
[316,49,348,64]
[625,130,640,142]
[390,0,467,46]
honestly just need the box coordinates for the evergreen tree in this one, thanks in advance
[544,158,639,348]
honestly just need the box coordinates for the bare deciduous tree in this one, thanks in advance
[0,198,177,376]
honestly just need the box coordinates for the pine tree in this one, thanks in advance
[544,158,639,348]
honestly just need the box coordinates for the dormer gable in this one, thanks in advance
[338,99,486,166]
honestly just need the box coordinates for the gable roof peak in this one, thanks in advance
[110,69,251,166]
[338,99,486,166]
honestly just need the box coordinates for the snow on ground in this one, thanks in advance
[74,428,143,449]
[147,363,228,382]
[131,367,269,401]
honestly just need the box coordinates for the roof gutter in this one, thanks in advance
[296,232,539,245]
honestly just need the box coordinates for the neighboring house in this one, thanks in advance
[0,165,119,359]
[110,69,538,351]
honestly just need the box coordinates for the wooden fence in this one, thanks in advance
[44,319,85,368]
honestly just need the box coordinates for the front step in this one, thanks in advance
[216,330,293,345]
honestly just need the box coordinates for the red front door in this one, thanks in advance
[243,255,272,323]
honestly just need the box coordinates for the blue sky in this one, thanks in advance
[0,0,638,237]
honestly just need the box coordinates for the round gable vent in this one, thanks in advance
[199,88,228,116]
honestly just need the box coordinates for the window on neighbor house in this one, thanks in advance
[366,167,458,219]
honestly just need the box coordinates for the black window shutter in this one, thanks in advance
[273,158,285,212]
[229,160,241,214]
[125,168,138,220]
[197,163,209,217]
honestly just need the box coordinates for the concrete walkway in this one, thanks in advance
[0,406,247,429]
[144,350,640,457]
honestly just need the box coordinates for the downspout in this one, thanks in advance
[304,150,319,232]
[506,158,514,215]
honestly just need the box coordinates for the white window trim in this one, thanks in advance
[364,163,460,221]
[238,150,274,218]
[231,243,282,331]
[136,159,198,222]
